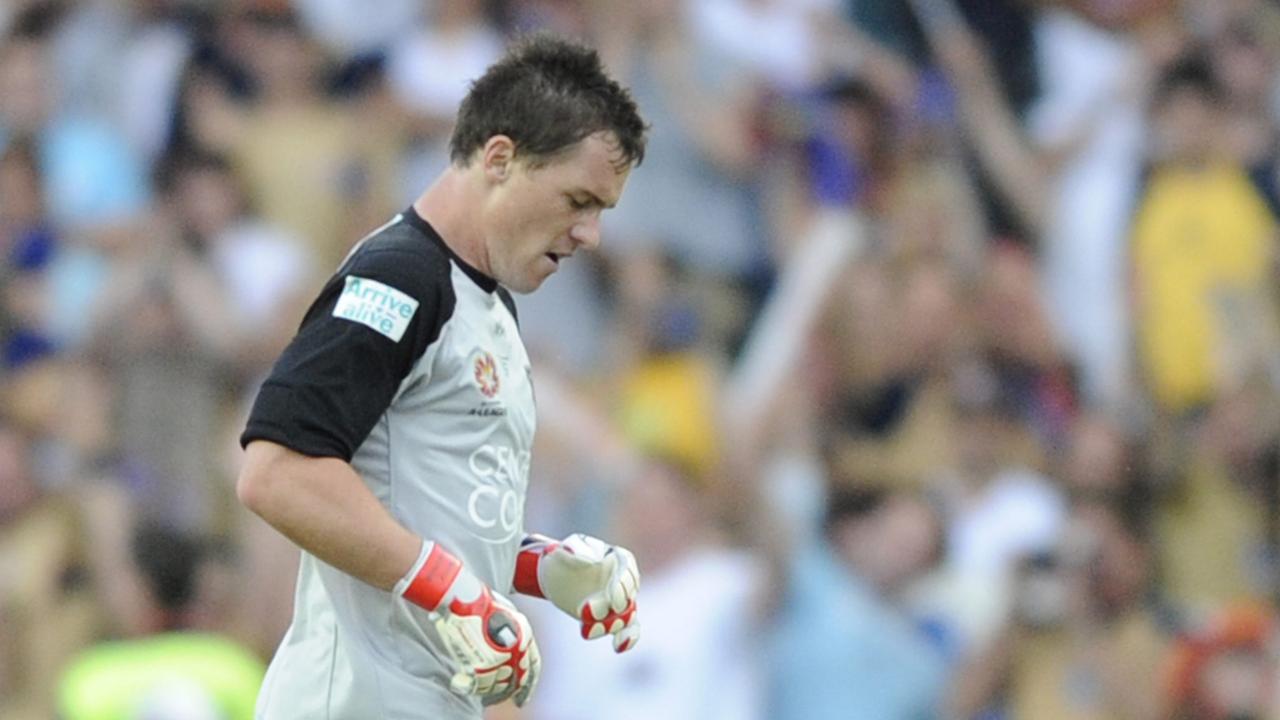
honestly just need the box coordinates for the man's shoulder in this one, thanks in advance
[338,216,457,303]
[350,216,452,268]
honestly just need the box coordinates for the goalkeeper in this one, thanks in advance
[236,34,646,719]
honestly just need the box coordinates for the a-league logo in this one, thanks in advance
[474,351,500,398]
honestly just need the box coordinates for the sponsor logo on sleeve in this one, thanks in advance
[332,275,419,341]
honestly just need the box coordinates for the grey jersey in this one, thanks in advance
[242,208,535,719]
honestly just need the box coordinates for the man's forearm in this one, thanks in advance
[238,440,422,591]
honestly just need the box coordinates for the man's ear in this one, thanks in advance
[481,135,517,182]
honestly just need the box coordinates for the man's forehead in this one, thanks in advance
[551,133,630,197]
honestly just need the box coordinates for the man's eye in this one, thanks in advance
[568,197,591,210]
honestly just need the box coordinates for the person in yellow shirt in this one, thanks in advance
[1130,50,1280,613]
[57,525,265,720]
[1131,52,1279,417]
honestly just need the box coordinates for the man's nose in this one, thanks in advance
[570,214,601,250]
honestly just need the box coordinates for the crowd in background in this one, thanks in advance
[2,0,1280,718]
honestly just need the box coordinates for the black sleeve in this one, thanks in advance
[240,245,455,460]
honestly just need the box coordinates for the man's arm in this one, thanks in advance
[238,438,541,704]
[236,440,420,591]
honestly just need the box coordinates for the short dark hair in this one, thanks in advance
[450,33,646,169]
[153,147,235,196]
[822,485,889,536]
[1153,50,1223,108]
[131,523,206,612]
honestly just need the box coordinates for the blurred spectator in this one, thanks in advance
[1025,0,1152,274]
[1132,50,1279,416]
[159,149,316,370]
[386,0,504,198]
[46,0,197,165]
[386,0,501,136]
[504,0,595,37]
[799,77,899,215]
[1059,413,1136,499]
[916,0,1153,412]
[688,0,830,93]
[821,257,968,493]
[293,0,421,59]
[768,484,947,720]
[1153,380,1280,611]
[84,181,241,535]
[974,245,1074,413]
[947,499,1171,720]
[693,202,951,718]
[927,359,1068,651]
[1133,46,1280,610]
[110,1,197,165]
[1164,602,1279,720]
[57,524,265,720]
[0,139,59,370]
[1210,21,1280,177]
[608,249,723,479]
[0,14,150,232]
[596,0,767,281]
[0,418,97,720]
[217,8,399,270]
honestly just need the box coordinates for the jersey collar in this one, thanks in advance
[402,206,499,293]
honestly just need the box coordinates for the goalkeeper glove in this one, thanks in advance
[514,533,641,653]
[395,540,541,707]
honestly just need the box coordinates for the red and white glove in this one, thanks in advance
[515,533,641,653]
[395,541,541,707]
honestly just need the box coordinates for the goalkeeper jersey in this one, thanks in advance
[241,206,535,719]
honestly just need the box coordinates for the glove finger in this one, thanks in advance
[608,577,629,613]
[606,557,637,613]
[612,622,640,653]
[615,547,640,588]
[582,611,607,640]
[515,647,541,707]
[621,556,640,596]
[616,567,639,602]
[608,549,640,613]
[616,600,638,630]
[584,591,613,628]
[449,671,476,696]
[579,550,620,617]
[512,636,539,707]
[435,617,479,669]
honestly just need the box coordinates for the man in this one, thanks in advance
[58,524,266,720]
[768,485,947,720]
[236,34,646,718]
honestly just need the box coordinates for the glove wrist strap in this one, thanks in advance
[514,534,556,598]
[395,540,463,612]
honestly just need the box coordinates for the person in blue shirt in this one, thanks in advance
[769,484,948,720]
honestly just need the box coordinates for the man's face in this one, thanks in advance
[480,132,631,293]
[1155,87,1218,163]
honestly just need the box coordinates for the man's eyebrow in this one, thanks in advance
[585,190,615,209]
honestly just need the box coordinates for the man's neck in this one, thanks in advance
[413,168,491,277]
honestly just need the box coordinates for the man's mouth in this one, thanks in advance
[546,252,566,265]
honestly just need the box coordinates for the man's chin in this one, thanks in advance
[506,277,542,294]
